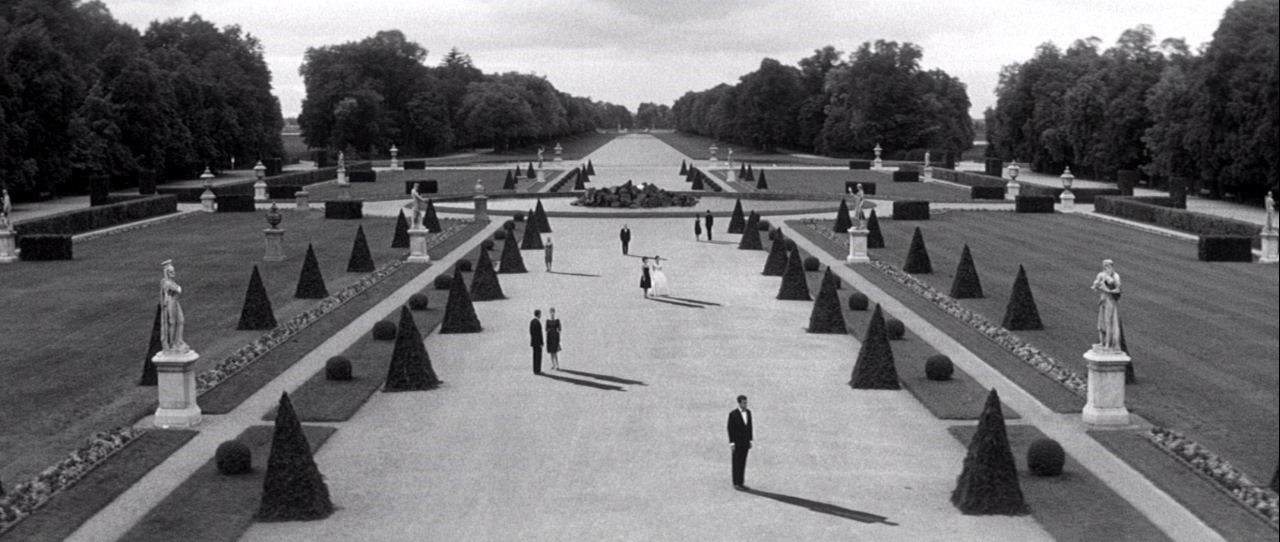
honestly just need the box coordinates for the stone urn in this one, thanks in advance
[266,204,283,229]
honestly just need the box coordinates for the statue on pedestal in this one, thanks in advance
[537,147,545,169]
[160,260,189,353]
[1091,259,1123,352]
[851,183,867,227]
[410,183,429,229]
[1,188,12,231]
[1266,191,1275,233]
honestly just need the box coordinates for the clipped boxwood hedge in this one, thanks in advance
[216,195,257,212]
[970,186,1006,200]
[930,168,1006,188]
[849,160,872,170]
[1197,236,1253,262]
[267,185,303,199]
[1020,184,1122,204]
[348,170,377,183]
[1015,196,1055,213]
[892,170,920,183]
[14,194,177,236]
[18,234,74,260]
[404,160,427,170]
[324,200,364,219]
[892,200,930,220]
[1096,196,1259,247]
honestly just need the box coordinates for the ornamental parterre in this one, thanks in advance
[1146,428,1279,528]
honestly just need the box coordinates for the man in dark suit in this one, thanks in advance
[619,224,631,255]
[530,310,544,374]
[704,210,715,241]
[727,395,753,489]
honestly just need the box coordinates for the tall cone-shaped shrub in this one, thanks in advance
[727,199,746,233]
[237,265,278,330]
[745,164,755,182]
[384,306,441,390]
[867,210,885,249]
[139,304,161,386]
[470,248,505,301]
[526,163,536,178]
[903,227,933,274]
[256,392,333,521]
[346,225,375,272]
[951,389,1028,515]
[295,244,328,299]
[679,160,688,175]
[691,171,705,190]
[534,200,552,233]
[586,160,596,175]
[440,271,482,333]
[503,170,516,190]
[833,199,853,233]
[573,171,586,190]
[762,234,789,275]
[1002,265,1043,330]
[391,210,410,248]
[808,268,847,333]
[498,230,527,273]
[849,305,900,389]
[739,163,747,179]
[520,219,545,250]
[950,244,984,298]
[756,170,768,190]
[738,212,764,250]
[777,248,812,300]
[422,199,442,232]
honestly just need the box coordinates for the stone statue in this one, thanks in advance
[160,260,189,353]
[1091,259,1123,352]
[1266,190,1275,232]
[1,188,12,231]
[410,183,429,229]
[924,151,931,167]
[537,147,545,169]
[852,183,867,227]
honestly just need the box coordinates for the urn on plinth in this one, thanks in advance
[200,166,217,212]
[1059,167,1076,212]
[1005,160,1021,200]
[872,143,883,170]
[390,144,401,170]
[253,160,268,202]
[264,204,285,261]
[554,142,563,162]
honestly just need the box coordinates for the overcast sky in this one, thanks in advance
[102,0,1232,120]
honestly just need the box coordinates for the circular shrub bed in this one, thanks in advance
[503,219,516,231]
[433,274,453,290]
[372,320,398,340]
[885,317,905,340]
[513,211,526,222]
[325,356,353,381]
[803,256,820,271]
[784,239,797,251]
[481,239,495,251]
[408,293,430,311]
[757,219,772,231]
[1027,438,1066,476]
[456,258,473,272]
[494,230,507,241]
[848,293,869,311]
[925,354,954,381]
[215,440,252,475]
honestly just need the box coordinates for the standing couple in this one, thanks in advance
[640,256,669,298]
[528,308,563,374]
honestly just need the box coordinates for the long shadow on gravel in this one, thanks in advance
[559,369,647,386]
[539,373,625,391]
[744,488,898,526]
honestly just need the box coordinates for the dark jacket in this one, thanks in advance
[529,318,543,347]
[727,409,753,446]
[620,228,631,242]
[705,213,715,228]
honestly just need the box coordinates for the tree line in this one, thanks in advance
[1,0,283,199]
[670,41,975,158]
[986,0,1278,200]
[298,30,632,157]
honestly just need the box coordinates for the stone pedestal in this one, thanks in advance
[254,180,268,202]
[1005,181,1021,200]
[1060,190,1076,212]
[725,170,736,184]
[295,190,310,211]
[1082,347,1132,427]
[0,229,17,263]
[923,166,934,182]
[152,349,202,428]
[263,228,285,261]
[200,189,216,212]
[474,195,489,222]
[407,227,431,263]
[1260,230,1278,264]
[338,182,351,201]
[536,169,546,183]
[872,158,883,170]
[846,227,871,264]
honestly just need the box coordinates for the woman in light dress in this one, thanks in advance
[1091,259,1122,351]
[650,256,669,297]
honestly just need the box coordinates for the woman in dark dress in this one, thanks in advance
[640,257,652,297]
[545,307,562,370]
[695,218,703,241]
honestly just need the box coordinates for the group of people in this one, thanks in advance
[527,308,563,374]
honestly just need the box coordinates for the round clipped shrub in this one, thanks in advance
[757,219,772,231]
[885,317,906,340]
[1027,438,1066,477]
[456,259,473,272]
[481,239,495,251]
[513,211,526,222]
[408,293,430,311]
[372,320,398,340]
[215,440,252,475]
[784,239,797,251]
[494,229,507,241]
[803,256,820,271]
[925,354,954,381]
[503,219,516,231]
[848,293,869,311]
[325,356,353,381]
[433,274,454,290]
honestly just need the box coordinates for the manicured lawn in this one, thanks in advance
[866,211,1279,483]
[410,131,622,165]
[650,131,849,166]
[302,169,557,201]
[0,211,402,487]
[715,168,975,202]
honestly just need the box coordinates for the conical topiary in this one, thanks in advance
[586,160,596,175]
[526,163,536,178]
[808,268,847,333]
[727,199,746,233]
[440,271,482,333]
[1002,265,1043,331]
[903,227,933,274]
[849,305,900,389]
[534,199,552,233]
[384,306,441,390]
[777,248,812,300]
[573,171,586,190]
[237,265,278,330]
[256,392,333,521]
[346,225,375,273]
[295,244,328,299]
[685,167,695,183]
[833,199,852,234]
[756,169,768,190]
[762,233,789,275]
[503,170,516,190]
[739,163,747,179]
[950,244,984,299]
[139,304,161,386]
[391,210,410,248]
[422,199,442,232]
[691,171,705,190]
[867,210,884,249]
[520,218,544,250]
[469,248,505,301]
[1270,466,1278,493]
[679,160,688,175]
[498,229,527,273]
[738,212,764,251]
[951,389,1029,515]
[1121,320,1136,384]
[746,164,755,182]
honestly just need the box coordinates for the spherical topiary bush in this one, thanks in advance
[925,354,954,381]
[372,320,398,340]
[456,259,473,272]
[513,211,526,222]
[494,229,507,241]
[848,293,869,311]
[434,274,454,290]
[757,219,772,231]
[325,356,353,381]
[408,293,430,311]
[1027,438,1066,477]
[503,219,516,231]
[215,440,252,475]
[481,239,495,251]
[785,239,797,252]
[803,256,820,271]
[885,317,905,340]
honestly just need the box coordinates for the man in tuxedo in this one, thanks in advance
[529,310,544,374]
[704,210,715,241]
[727,395,753,489]
[619,224,631,255]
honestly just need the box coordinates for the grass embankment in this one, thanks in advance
[714,169,975,203]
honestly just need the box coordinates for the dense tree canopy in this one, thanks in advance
[988,0,1278,199]
[0,0,283,198]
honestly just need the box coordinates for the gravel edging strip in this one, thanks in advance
[71,210,200,243]
[1144,428,1278,529]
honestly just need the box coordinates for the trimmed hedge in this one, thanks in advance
[215,441,253,475]
[137,169,158,195]
[925,355,954,381]
[348,170,376,183]
[17,234,74,260]
[325,356,353,381]
[1096,196,1259,247]
[408,293,430,311]
[892,200,930,220]
[404,160,427,170]
[1027,438,1065,477]
[892,170,920,183]
[1020,184,1122,203]
[970,186,1006,200]
[848,292,869,311]
[844,182,877,196]
[403,180,439,194]
[14,194,177,236]
[217,195,257,212]
[984,158,1004,177]
[1197,236,1253,262]
[324,200,363,219]
[372,320,398,341]
[930,168,1007,188]
[267,185,303,199]
[1014,196,1055,213]
[849,160,872,170]
[1117,170,1138,196]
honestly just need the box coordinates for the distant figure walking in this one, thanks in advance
[1091,259,1123,351]
[546,308,562,370]
[694,217,703,241]
[620,224,632,255]
[544,237,554,272]
[529,310,544,374]
[640,257,653,298]
[704,210,715,241]
[727,395,753,490]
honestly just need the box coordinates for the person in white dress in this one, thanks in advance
[651,256,669,297]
